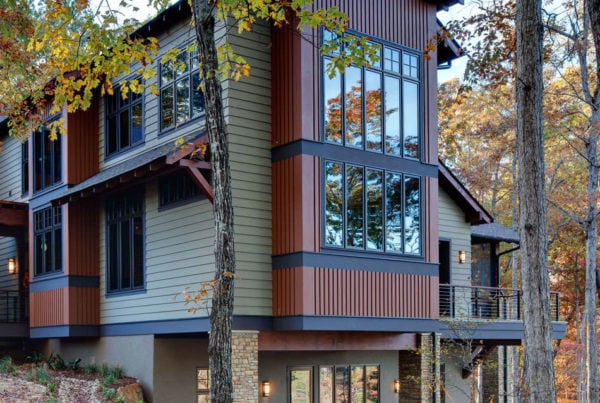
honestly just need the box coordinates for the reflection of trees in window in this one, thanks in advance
[323,32,420,159]
[318,365,379,403]
[386,172,402,252]
[325,161,421,255]
[290,367,312,403]
[160,49,205,131]
[366,169,383,250]
[403,174,421,256]
[346,165,364,248]
[345,66,363,148]
[325,162,344,246]
[404,176,420,254]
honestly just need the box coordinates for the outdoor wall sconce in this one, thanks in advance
[262,381,271,397]
[393,379,400,394]
[458,250,466,264]
[7,258,16,275]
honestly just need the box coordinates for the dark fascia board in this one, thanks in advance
[430,0,465,11]
[438,160,493,225]
[436,19,464,65]
[132,0,191,40]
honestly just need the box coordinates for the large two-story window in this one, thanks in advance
[160,49,205,131]
[106,188,144,293]
[105,80,144,156]
[325,161,421,255]
[34,207,62,276]
[33,125,61,192]
[322,31,421,159]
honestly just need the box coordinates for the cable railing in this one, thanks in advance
[439,284,561,321]
[0,290,28,323]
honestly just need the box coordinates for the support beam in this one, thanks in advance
[166,134,208,164]
[185,166,213,204]
[179,159,211,170]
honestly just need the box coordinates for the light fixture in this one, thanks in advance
[7,258,16,275]
[458,250,466,264]
[262,381,271,397]
[394,379,400,394]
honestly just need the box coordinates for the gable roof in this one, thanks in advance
[438,159,492,225]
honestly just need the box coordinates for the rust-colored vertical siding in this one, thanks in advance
[272,155,320,255]
[67,287,100,325]
[64,202,100,276]
[30,288,66,327]
[30,287,99,327]
[64,101,99,185]
[274,267,437,318]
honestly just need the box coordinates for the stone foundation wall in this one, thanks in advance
[232,330,259,402]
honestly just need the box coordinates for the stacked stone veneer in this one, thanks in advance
[398,333,440,402]
[232,331,259,402]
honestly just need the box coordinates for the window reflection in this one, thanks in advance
[324,57,343,144]
[403,81,419,159]
[366,169,383,250]
[404,176,420,254]
[325,162,344,246]
[345,66,363,148]
[346,165,364,248]
[385,173,402,252]
[365,70,382,152]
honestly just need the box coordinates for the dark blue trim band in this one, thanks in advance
[30,275,100,292]
[439,320,567,341]
[272,251,438,276]
[271,139,438,178]
[30,325,99,338]
[273,316,439,332]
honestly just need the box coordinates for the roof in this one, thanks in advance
[437,19,463,65]
[0,201,28,236]
[52,129,206,205]
[132,0,190,39]
[429,0,464,11]
[438,160,492,225]
[472,223,519,244]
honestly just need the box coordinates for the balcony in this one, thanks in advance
[0,290,29,338]
[439,284,561,321]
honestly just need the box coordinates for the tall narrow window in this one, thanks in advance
[33,126,61,192]
[160,49,205,131]
[322,31,421,159]
[21,141,28,194]
[106,80,143,156]
[106,188,145,293]
[33,207,62,276]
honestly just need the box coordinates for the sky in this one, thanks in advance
[436,1,480,84]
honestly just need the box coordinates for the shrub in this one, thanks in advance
[0,356,16,375]
[66,358,81,371]
[27,351,44,364]
[85,363,99,375]
[46,354,65,371]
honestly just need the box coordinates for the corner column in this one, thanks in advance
[232,330,259,402]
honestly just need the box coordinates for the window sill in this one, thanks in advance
[104,141,146,163]
[105,288,147,298]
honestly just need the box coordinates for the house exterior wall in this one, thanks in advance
[438,188,471,286]
[270,0,441,329]
[99,182,214,324]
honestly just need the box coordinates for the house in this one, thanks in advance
[0,0,565,401]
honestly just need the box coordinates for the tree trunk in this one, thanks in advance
[192,1,236,402]
[515,0,556,400]
[583,0,600,401]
